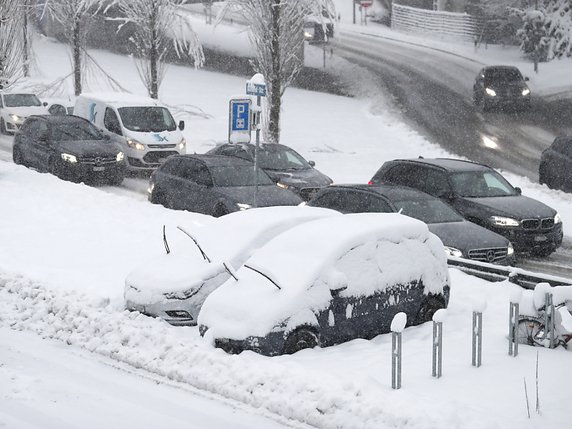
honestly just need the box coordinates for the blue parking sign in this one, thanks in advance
[230,100,251,132]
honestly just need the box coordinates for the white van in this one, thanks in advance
[74,93,186,169]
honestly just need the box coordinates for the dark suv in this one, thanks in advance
[473,65,531,112]
[370,158,563,256]
[539,136,572,192]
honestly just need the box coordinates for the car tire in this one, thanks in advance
[414,295,446,325]
[213,203,229,218]
[532,247,554,258]
[149,188,165,205]
[516,317,545,347]
[0,118,7,135]
[282,328,320,355]
[49,157,63,179]
[12,146,24,165]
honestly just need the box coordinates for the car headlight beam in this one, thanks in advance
[10,114,21,122]
[554,213,562,224]
[507,242,514,256]
[490,216,520,227]
[61,153,77,163]
[444,246,463,258]
[522,88,530,96]
[116,152,125,162]
[126,138,145,151]
[236,203,251,211]
[178,137,186,151]
[277,182,289,190]
[485,88,497,97]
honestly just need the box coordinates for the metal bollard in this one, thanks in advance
[472,311,483,367]
[545,293,555,348]
[509,302,519,357]
[391,312,406,390]
[432,320,443,378]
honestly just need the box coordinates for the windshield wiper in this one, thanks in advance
[177,226,211,262]
[244,264,281,290]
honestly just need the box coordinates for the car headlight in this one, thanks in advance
[10,114,21,122]
[507,242,514,256]
[147,182,155,195]
[522,88,530,96]
[126,138,145,151]
[444,246,463,258]
[277,182,289,189]
[178,137,186,151]
[490,216,520,227]
[485,88,497,97]
[554,213,562,224]
[61,153,77,163]
[236,203,251,211]
[116,152,124,162]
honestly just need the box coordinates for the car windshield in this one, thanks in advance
[4,94,42,107]
[258,146,311,170]
[210,165,274,187]
[393,197,463,224]
[118,106,176,132]
[450,171,517,197]
[51,122,104,142]
[484,69,522,83]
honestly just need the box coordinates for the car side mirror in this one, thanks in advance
[104,134,111,140]
[515,187,522,195]
[524,77,530,82]
[308,160,316,167]
[179,120,185,131]
[330,285,347,297]
[42,102,48,107]
[438,191,456,201]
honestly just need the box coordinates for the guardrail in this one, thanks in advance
[391,3,478,43]
[447,256,572,289]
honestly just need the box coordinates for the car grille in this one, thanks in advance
[147,144,177,149]
[78,155,117,166]
[299,187,320,201]
[467,247,508,263]
[143,151,178,163]
[522,218,554,230]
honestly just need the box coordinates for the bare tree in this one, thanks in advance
[219,0,335,143]
[42,0,103,95]
[116,0,204,99]
[0,0,26,89]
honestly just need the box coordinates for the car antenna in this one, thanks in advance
[163,225,170,254]
[244,265,281,290]
[177,226,212,263]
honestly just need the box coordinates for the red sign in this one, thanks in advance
[360,0,373,7]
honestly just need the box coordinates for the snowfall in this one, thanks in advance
[1,1,572,428]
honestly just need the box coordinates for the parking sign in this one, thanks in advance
[229,98,252,143]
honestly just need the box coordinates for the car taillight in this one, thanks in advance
[368,180,373,185]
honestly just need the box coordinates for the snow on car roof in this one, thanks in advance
[199,213,449,339]
[78,92,165,107]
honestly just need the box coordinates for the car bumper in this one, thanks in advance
[485,96,530,108]
[202,328,286,356]
[125,146,182,170]
[58,161,127,182]
[124,295,201,326]
[492,224,563,254]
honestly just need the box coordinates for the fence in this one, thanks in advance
[391,3,478,43]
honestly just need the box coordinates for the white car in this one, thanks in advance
[124,206,340,325]
[0,92,49,134]
[198,213,451,356]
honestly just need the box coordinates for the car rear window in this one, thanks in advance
[210,165,274,187]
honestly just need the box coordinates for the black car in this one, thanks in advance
[148,154,303,216]
[371,158,563,256]
[473,65,531,112]
[207,142,332,201]
[308,184,515,265]
[539,136,572,192]
[13,115,126,185]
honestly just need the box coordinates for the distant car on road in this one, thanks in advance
[199,213,450,356]
[207,142,333,201]
[0,92,49,134]
[13,115,127,185]
[308,184,515,265]
[148,154,303,216]
[539,136,572,192]
[124,206,340,326]
[473,65,531,112]
[370,158,563,257]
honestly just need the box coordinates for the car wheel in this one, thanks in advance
[282,328,320,355]
[49,157,63,178]
[108,174,124,186]
[532,247,554,258]
[0,118,7,135]
[516,317,545,347]
[12,146,24,165]
[149,188,165,205]
[414,295,446,325]
[213,203,229,218]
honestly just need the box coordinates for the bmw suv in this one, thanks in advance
[473,66,531,112]
[370,158,562,257]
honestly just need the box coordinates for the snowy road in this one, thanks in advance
[0,328,305,429]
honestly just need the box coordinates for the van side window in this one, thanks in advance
[104,108,122,136]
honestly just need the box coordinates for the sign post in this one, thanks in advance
[246,74,266,208]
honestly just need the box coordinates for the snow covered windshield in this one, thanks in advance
[4,94,42,107]
[258,146,311,170]
[393,198,463,224]
[210,166,274,187]
[450,171,517,198]
[118,107,177,132]
[51,122,104,142]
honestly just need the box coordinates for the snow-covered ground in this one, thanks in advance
[2,4,572,428]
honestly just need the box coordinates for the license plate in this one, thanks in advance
[535,235,547,242]
[93,166,105,172]
[158,158,168,163]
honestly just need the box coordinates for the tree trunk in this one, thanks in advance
[23,6,29,77]
[150,9,158,99]
[73,17,82,96]
[268,0,282,144]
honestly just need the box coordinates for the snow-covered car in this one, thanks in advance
[198,213,450,356]
[124,206,340,325]
[0,92,49,134]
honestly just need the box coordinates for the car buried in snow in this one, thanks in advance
[124,206,340,326]
[198,213,450,356]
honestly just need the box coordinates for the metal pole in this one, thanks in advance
[253,94,261,208]
[352,0,356,25]
[391,332,402,389]
[472,311,482,367]
[432,320,443,378]
[545,293,554,348]
[509,302,519,357]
